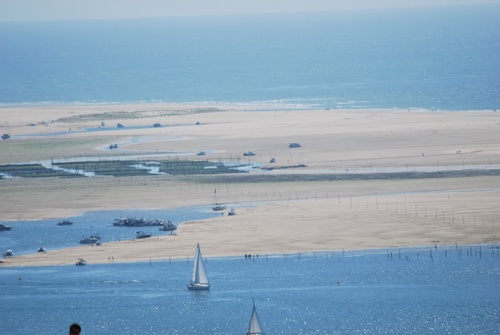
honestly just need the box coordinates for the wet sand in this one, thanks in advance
[0,103,499,266]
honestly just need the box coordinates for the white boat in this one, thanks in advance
[75,258,87,266]
[187,243,210,291]
[79,234,101,244]
[246,300,265,335]
[135,231,152,239]
[212,190,226,211]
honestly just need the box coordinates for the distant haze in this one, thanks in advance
[1,0,499,22]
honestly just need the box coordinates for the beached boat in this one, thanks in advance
[3,249,14,257]
[212,190,226,211]
[38,246,46,252]
[228,208,236,216]
[79,234,101,244]
[187,243,210,291]
[246,300,265,335]
[57,220,73,226]
[0,223,12,231]
[135,231,152,239]
[75,258,87,266]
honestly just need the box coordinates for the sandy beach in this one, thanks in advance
[1,103,499,266]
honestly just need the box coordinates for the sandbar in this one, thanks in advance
[0,103,499,266]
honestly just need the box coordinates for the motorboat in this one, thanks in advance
[135,231,152,239]
[0,223,12,231]
[159,221,177,231]
[57,220,73,226]
[79,234,101,244]
[75,258,87,266]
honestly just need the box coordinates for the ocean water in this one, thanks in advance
[0,4,499,110]
[1,246,499,334]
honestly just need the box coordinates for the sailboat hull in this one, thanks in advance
[187,283,210,291]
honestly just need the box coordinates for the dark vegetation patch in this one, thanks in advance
[0,164,84,178]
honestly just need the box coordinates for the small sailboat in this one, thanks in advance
[212,190,226,211]
[187,243,210,291]
[246,299,265,335]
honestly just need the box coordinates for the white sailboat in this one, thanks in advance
[246,300,265,335]
[187,243,210,291]
[212,189,226,211]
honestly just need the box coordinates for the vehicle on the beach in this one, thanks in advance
[187,243,210,291]
[135,231,152,239]
[228,208,236,216]
[289,142,301,148]
[3,250,14,257]
[159,221,177,231]
[79,234,101,244]
[0,223,12,231]
[243,151,256,156]
[197,151,206,156]
[1,134,10,140]
[57,220,73,226]
[109,143,118,149]
[117,123,124,128]
[38,246,46,252]
[113,217,168,227]
[75,258,87,266]
[153,123,162,127]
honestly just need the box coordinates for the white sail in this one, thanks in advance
[247,300,264,335]
[188,243,210,290]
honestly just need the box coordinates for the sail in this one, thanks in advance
[247,301,264,335]
[189,243,210,290]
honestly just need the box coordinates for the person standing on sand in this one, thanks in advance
[69,323,81,335]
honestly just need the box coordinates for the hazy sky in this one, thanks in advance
[1,0,499,22]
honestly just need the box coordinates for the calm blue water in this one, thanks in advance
[1,246,499,334]
[0,208,220,255]
[0,4,499,110]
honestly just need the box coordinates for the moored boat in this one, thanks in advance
[79,234,101,244]
[159,221,177,231]
[212,190,226,211]
[135,231,152,239]
[0,223,12,231]
[57,220,73,226]
[113,217,167,227]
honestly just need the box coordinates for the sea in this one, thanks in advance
[0,4,499,110]
[1,4,500,334]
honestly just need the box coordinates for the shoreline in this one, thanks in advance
[1,103,499,267]
[0,100,496,112]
